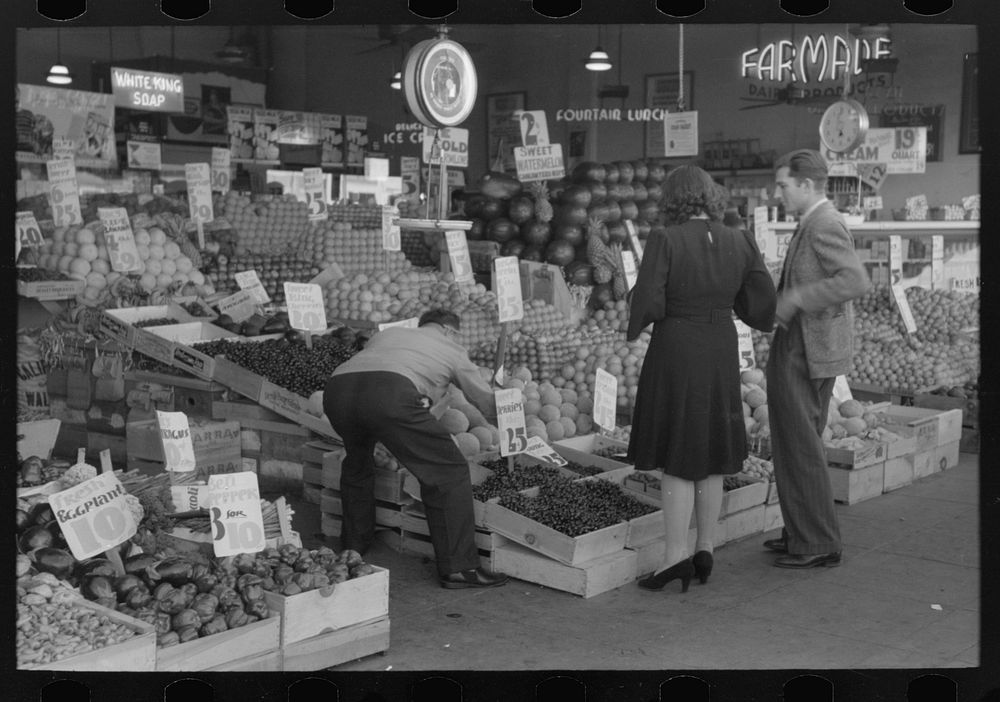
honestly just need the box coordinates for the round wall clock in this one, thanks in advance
[402,37,478,129]
[819,98,870,153]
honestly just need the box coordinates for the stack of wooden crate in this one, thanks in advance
[914,392,979,454]
[126,414,243,480]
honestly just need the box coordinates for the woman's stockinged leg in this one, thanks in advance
[694,474,724,554]
[658,474,695,570]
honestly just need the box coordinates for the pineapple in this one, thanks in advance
[593,264,614,285]
[529,181,554,223]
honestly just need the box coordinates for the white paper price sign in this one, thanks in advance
[422,126,470,167]
[832,375,854,404]
[208,471,266,557]
[98,207,143,272]
[235,269,271,304]
[156,410,196,472]
[524,435,568,466]
[16,212,44,254]
[621,250,638,290]
[211,147,231,194]
[891,284,918,334]
[494,256,524,323]
[378,316,419,332]
[217,289,258,323]
[49,472,139,560]
[624,220,643,263]
[46,158,83,227]
[303,167,328,222]
[888,235,904,283]
[931,235,944,288]
[495,388,528,457]
[445,230,475,284]
[753,206,771,256]
[773,231,794,265]
[171,484,210,511]
[734,318,755,370]
[593,368,618,432]
[185,162,214,223]
[863,196,884,211]
[381,205,401,251]
[284,282,328,332]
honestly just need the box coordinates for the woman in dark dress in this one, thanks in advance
[626,165,777,592]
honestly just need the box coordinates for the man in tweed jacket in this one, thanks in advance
[764,149,872,568]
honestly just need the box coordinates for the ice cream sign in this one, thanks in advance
[740,34,892,84]
[110,67,184,112]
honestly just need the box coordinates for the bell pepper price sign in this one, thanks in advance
[303,167,328,222]
[593,368,618,433]
[445,230,475,284]
[49,471,139,560]
[381,205,401,251]
[378,316,419,332]
[98,207,143,273]
[931,235,945,289]
[46,158,83,227]
[495,387,528,457]
[208,472,266,557]
[234,269,271,304]
[184,162,214,224]
[217,288,258,323]
[620,250,638,290]
[524,435,568,466]
[494,256,524,323]
[156,410,196,472]
[211,147,231,194]
[733,318,755,370]
[624,220,643,263]
[15,212,44,258]
[284,282,328,332]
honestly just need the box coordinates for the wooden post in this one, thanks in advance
[99,449,126,576]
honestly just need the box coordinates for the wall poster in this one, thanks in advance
[486,92,525,175]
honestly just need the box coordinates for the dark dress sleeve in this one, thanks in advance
[626,227,670,340]
[734,228,778,332]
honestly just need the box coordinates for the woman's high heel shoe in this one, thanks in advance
[692,550,713,584]
[638,559,694,592]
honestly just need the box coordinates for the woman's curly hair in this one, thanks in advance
[660,165,729,224]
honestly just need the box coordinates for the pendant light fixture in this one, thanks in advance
[390,71,402,90]
[46,29,73,85]
[585,26,612,72]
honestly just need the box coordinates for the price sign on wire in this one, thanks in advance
[931,235,945,289]
[156,410,196,472]
[378,316,419,332]
[46,158,83,227]
[98,207,143,272]
[621,250,638,290]
[208,471,266,557]
[303,167,329,222]
[524,435,568,466]
[49,471,139,560]
[494,256,524,323]
[733,318,755,370]
[217,288,258,323]
[445,230,475,284]
[185,162,214,224]
[283,282,328,332]
[593,368,618,433]
[624,220,644,263]
[381,205,401,251]
[234,269,271,304]
[211,147,231,194]
[15,212,44,258]
[495,388,528,456]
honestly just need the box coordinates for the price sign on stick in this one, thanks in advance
[284,282,328,332]
[888,235,903,282]
[931,235,945,289]
[495,388,528,456]
[753,206,771,256]
[624,220,644,263]
[46,158,83,227]
[211,147,231,194]
[494,256,524,323]
[620,250,638,290]
[733,318,755,370]
[208,472,266,557]
[15,211,44,253]
[98,207,143,272]
[445,230,475,284]
[235,269,271,303]
[381,205,401,251]
[832,375,853,404]
[156,411,196,472]
[49,471,138,560]
[593,368,618,433]
[524,435,568,466]
[378,317,419,332]
[891,283,918,334]
[303,167,328,222]
[185,162,214,224]
[217,289,258,323]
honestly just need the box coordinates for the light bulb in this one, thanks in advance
[585,47,612,72]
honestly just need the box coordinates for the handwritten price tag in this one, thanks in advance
[381,205,401,251]
[445,230,475,284]
[98,207,142,272]
[185,162,214,223]
[495,388,527,457]
[49,472,138,560]
[593,368,618,433]
[378,317,419,332]
[734,318,755,370]
[234,270,271,304]
[621,250,638,290]
[863,196,884,211]
[494,256,524,323]
[46,158,83,227]
[888,235,904,282]
[52,137,77,161]
[524,435,568,466]
[624,220,644,263]
[217,289,258,323]
[171,484,210,511]
[891,283,918,334]
[211,147,231,194]
[303,167,328,222]
[931,235,944,288]
[284,282,328,332]
[208,472,266,557]
[15,212,44,255]
[156,410,196,472]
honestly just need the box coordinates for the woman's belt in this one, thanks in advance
[665,309,733,324]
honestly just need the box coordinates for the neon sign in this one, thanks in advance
[741,35,892,84]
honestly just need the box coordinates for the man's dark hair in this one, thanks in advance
[418,309,461,330]
[775,149,829,189]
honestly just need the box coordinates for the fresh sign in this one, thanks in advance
[98,207,142,272]
[208,472,266,557]
[46,158,83,227]
[110,66,184,112]
[303,167,328,222]
[156,411,196,472]
[494,256,524,323]
[49,472,138,560]
[495,388,528,456]
[593,368,618,432]
[235,270,271,304]
[444,230,475,284]
[283,282,327,332]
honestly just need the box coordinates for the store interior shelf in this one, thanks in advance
[770,221,979,234]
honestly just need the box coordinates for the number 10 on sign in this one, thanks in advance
[208,472,266,557]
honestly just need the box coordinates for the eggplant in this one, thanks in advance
[15,509,31,533]
[81,574,116,602]
[18,525,53,553]
[113,573,145,600]
[30,503,55,527]
[75,558,116,580]
[124,552,158,576]
[153,556,194,586]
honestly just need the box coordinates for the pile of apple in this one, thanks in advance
[202,253,319,303]
[219,191,311,253]
[740,367,770,443]
[296,220,413,274]
[580,299,631,334]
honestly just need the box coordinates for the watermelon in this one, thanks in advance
[545,240,576,266]
[477,171,523,199]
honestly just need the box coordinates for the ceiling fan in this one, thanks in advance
[354,24,485,55]
[215,27,257,64]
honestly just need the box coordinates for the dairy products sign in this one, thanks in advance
[825,127,927,175]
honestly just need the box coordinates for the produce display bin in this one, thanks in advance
[402,461,493,524]
[280,616,390,671]
[722,504,766,543]
[489,540,638,599]
[824,440,887,469]
[883,455,916,492]
[321,488,406,529]
[882,406,963,450]
[763,502,784,533]
[18,277,86,301]
[155,612,281,671]
[577,466,663,548]
[827,463,885,505]
[914,392,978,429]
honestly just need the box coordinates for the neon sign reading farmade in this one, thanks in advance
[741,35,892,84]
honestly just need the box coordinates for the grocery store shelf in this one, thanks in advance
[771,220,979,233]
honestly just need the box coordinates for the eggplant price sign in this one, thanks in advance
[50,472,138,560]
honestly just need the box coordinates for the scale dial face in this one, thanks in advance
[819,98,870,153]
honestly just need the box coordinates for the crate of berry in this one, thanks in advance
[17,266,86,300]
[101,303,206,343]
[553,433,631,472]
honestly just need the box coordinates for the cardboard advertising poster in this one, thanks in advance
[17,83,117,168]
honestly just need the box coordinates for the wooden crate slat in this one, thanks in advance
[490,540,638,598]
[155,614,281,671]
[827,463,885,505]
[280,616,390,672]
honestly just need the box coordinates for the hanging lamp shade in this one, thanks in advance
[46,63,73,85]
[390,71,402,90]
[585,46,612,71]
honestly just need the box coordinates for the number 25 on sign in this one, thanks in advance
[495,387,528,456]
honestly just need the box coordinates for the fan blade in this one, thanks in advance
[739,102,782,111]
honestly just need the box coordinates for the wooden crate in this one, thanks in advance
[400,502,505,560]
[575,467,662,548]
[155,613,281,671]
[882,406,963,450]
[554,432,629,456]
[490,540,638,598]
[763,502,784,533]
[87,431,128,465]
[323,448,410,505]
[766,480,780,505]
[302,440,343,465]
[25,599,156,671]
[398,528,495,570]
[824,440,888,469]
[723,504,766,543]
[883,455,915,492]
[627,523,725,576]
[321,488,406,529]
[281,616,390,672]
[914,393,978,429]
[303,482,322,505]
[827,463,885,505]
[127,418,241,463]
[912,449,937,480]
[722,476,769,516]
[262,567,389,646]
[205,648,282,672]
[934,440,960,471]
[320,512,401,543]
[127,454,247,482]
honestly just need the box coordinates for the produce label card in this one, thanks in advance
[517,110,551,146]
[381,205,401,251]
[863,195,884,212]
[126,140,162,170]
[832,375,853,404]
[890,284,918,334]
[320,113,344,165]
[98,207,143,272]
[345,115,369,167]
[513,143,565,182]
[234,269,271,304]
[593,368,618,432]
[217,289,258,323]
[46,158,83,227]
[185,162,214,223]
[625,220,643,263]
[524,435,568,466]
[49,471,139,560]
[211,147,231,194]
[444,230,475,284]
[733,318,755,370]
[53,137,77,161]
[888,235,904,282]
[227,105,255,161]
[283,282,328,332]
[171,484,210,511]
[495,388,527,457]
[208,471,266,557]
[15,212,44,258]
[156,410,197,472]
[303,167,329,222]
[621,250,638,290]
[494,256,524,323]
[378,317,419,332]
[422,126,469,168]
[931,235,945,288]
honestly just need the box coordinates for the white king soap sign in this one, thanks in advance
[494,256,524,323]
[50,471,139,560]
[208,472,266,557]
[422,127,470,168]
[110,66,184,112]
[185,162,214,223]
[495,387,528,456]
[156,410,197,472]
